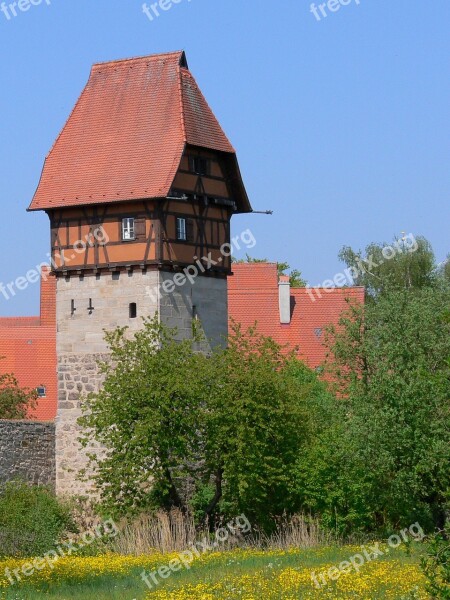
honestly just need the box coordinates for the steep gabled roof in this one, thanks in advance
[29,51,251,212]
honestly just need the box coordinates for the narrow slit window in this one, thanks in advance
[129,303,137,319]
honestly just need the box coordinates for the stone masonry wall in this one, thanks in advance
[55,269,228,497]
[56,270,159,497]
[0,420,55,488]
[56,354,109,497]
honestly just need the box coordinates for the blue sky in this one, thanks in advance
[0,0,449,315]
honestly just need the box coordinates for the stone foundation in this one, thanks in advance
[56,354,109,497]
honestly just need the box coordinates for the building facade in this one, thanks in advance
[27,51,251,496]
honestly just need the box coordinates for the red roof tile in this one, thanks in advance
[180,69,234,153]
[229,263,365,369]
[29,51,250,212]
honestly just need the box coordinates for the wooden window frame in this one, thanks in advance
[122,217,135,241]
[176,217,187,241]
[176,217,195,243]
[121,217,146,242]
[189,156,210,176]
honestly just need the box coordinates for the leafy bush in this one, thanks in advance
[0,481,76,557]
[421,524,450,599]
[80,318,313,530]
[0,372,36,419]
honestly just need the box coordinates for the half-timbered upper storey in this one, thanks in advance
[28,51,251,275]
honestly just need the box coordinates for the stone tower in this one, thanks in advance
[28,51,252,496]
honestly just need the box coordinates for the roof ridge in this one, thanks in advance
[301,286,366,290]
[92,51,184,69]
[233,262,278,266]
[177,60,187,142]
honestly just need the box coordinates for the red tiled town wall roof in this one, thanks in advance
[0,274,56,421]
[0,264,364,421]
[29,51,250,212]
[228,263,365,369]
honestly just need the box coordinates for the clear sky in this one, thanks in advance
[0,0,449,315]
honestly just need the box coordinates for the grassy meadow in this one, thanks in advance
[0,545,426,600]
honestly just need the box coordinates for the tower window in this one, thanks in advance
[176,217,194,243]
[122,218,135,241]
[176,218,187,241]
[36,386,46,398]
[129,303,137,319]
[190,156,210,176]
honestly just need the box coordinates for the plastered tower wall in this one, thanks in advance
[56,270,159,496]
[159,272,228,349]
[55,270,228,496]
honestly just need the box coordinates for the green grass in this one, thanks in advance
[0,545,425,600]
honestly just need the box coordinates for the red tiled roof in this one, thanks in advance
[0,274,56,421]
[0,264,364,421]
[180,68,234,153]
[229,263,365,369]
[0,317,41,327]
[29,51,250,212]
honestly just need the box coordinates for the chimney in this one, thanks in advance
[40,268,56,326]
[278,275,291,324]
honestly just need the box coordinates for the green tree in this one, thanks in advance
[80,318,312,528]
[296,285,450,534]
[421,523,450,599]
[0,370,36,419]
[294,236,450,534]
[439,255,450,283]
[0,481,75,558]
[79,317,208,517]
[339,234,437,298]
[202,323,309,528]
[277,262,307,288]
[232,254,268,264]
